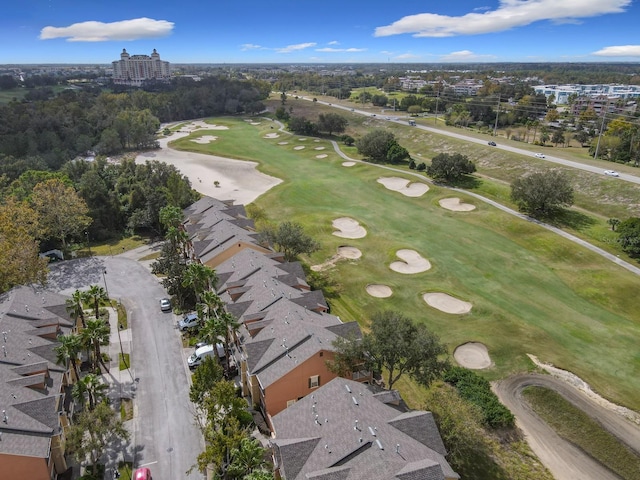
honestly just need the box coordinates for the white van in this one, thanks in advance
[188,344,215,369]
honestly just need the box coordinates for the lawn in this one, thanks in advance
[170,114,640,411]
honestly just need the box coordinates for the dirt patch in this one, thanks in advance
[190,135,218,144]
[332,218,367,239]
[366,284,393,298]
[454,342,492,369]
[377,177,429,197]
[342,161,356,167]
[423,292,472,314]
[389,249,431,274]
[311,246,362,271]
[439,197,476,211]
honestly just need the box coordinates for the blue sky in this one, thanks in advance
[3,0,640,64]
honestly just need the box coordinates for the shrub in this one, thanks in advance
[444,367,515,429]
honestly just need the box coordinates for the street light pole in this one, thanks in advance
[85,231,91,256]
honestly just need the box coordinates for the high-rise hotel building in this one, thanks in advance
[112,48,171,86]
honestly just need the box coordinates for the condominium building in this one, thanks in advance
[112,48,171,87]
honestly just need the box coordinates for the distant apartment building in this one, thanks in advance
[112,48,171,87]
[534,84,640,105]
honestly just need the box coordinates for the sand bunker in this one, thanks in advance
[314,139,320,142]
[377,177,429,197]
[314,146,326,150]
[423,293,472,314]
[190,135,218,144]
[264,133,280,138]
[454,342,491,369]
[294,146,305,150]
[366,284,393,298]
[298,138,307,141]
[277,141,289,145]
[390,249,431,274]
[332,218,367,239]
[207,125,229,130]
[316,154,328,159]
[439,197,476,212]
[342,161,356,167]
[311,246,362,271]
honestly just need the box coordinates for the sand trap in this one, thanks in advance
[207,125,229,130]
[454,342,491,369]
[377,177,429,197]
[332,218,367,239]
[190,135,218,144]
[250,122,261,125]
[316,154,328,159]
[298,138,307,141]
[423,293,472,314]
[366,284,393,298]
[390,249,431,274]
[277,141,289,145]
[311,246,362,271]
[314,139,320,142]
[314,146,326,150]
[264,133,280,138]
[294,146,305,150]
[439,197,476,212]
[342,161,356,167]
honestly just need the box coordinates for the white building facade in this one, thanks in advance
[112,48,171,86]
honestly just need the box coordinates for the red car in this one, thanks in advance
[134,468,152,480]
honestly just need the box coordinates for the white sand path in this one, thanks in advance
[137,123,282,205]
[423,292,472,314]
[311,246,362,271]
[454,342,492,369]
[377,177,429,197]
[389,249,431,274]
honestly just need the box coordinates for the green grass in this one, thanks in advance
[118,353,130,371]
[522,386,640,480]
[78,234,151,257]
[170,113,640,412]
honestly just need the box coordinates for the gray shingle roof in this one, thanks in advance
[271,378,459,480]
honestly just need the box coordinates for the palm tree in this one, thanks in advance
[71,373,107,411]
[81,318,110,373]
[227,437,268,478]
[86,284,109,319]
[182,263,217,303]
[55,333,83,382]
[219,311,241,374]
[66,289,88,329]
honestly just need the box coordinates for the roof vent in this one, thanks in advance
[352,396,359,406]
[396,444,400,454]
[376,440,384,450]
[368,426,376,437]
[345,385,352,393]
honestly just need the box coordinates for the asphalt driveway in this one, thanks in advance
[48,255,204,480]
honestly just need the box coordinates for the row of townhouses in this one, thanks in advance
[181,196,459,480]
[0,195,458,480]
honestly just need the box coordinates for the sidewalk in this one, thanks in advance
[100,305,137,478]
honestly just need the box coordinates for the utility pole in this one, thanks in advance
[493,95,501,137]
[594,100,609,161]
[434,89,439,126]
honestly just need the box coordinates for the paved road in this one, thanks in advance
[494,374,640,480]
[306,96,640,185]
[48,256,204,480]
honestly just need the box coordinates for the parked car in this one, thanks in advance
[534,153,545,158]
[178,313,199,331]
[187,343,225,369]
[134,468,152,480]
[488,141,497,146]
[604,169,620,177]
[159,298,171,312]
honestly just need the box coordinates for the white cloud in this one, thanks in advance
[395,53,421,60]
[593,45,640,56]
[374,0,630,37]
[240,43,264,51]
[440,50,496,61]
[276,42,316,53]
[328,40,339,45]
[315,47,366,52]
[40,17,174,42]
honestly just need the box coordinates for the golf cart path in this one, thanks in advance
[330,141,640,277]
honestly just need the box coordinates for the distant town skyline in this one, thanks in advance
[3,0,640,64]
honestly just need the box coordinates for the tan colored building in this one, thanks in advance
[0,287,76,480]
[112,48,171,87]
